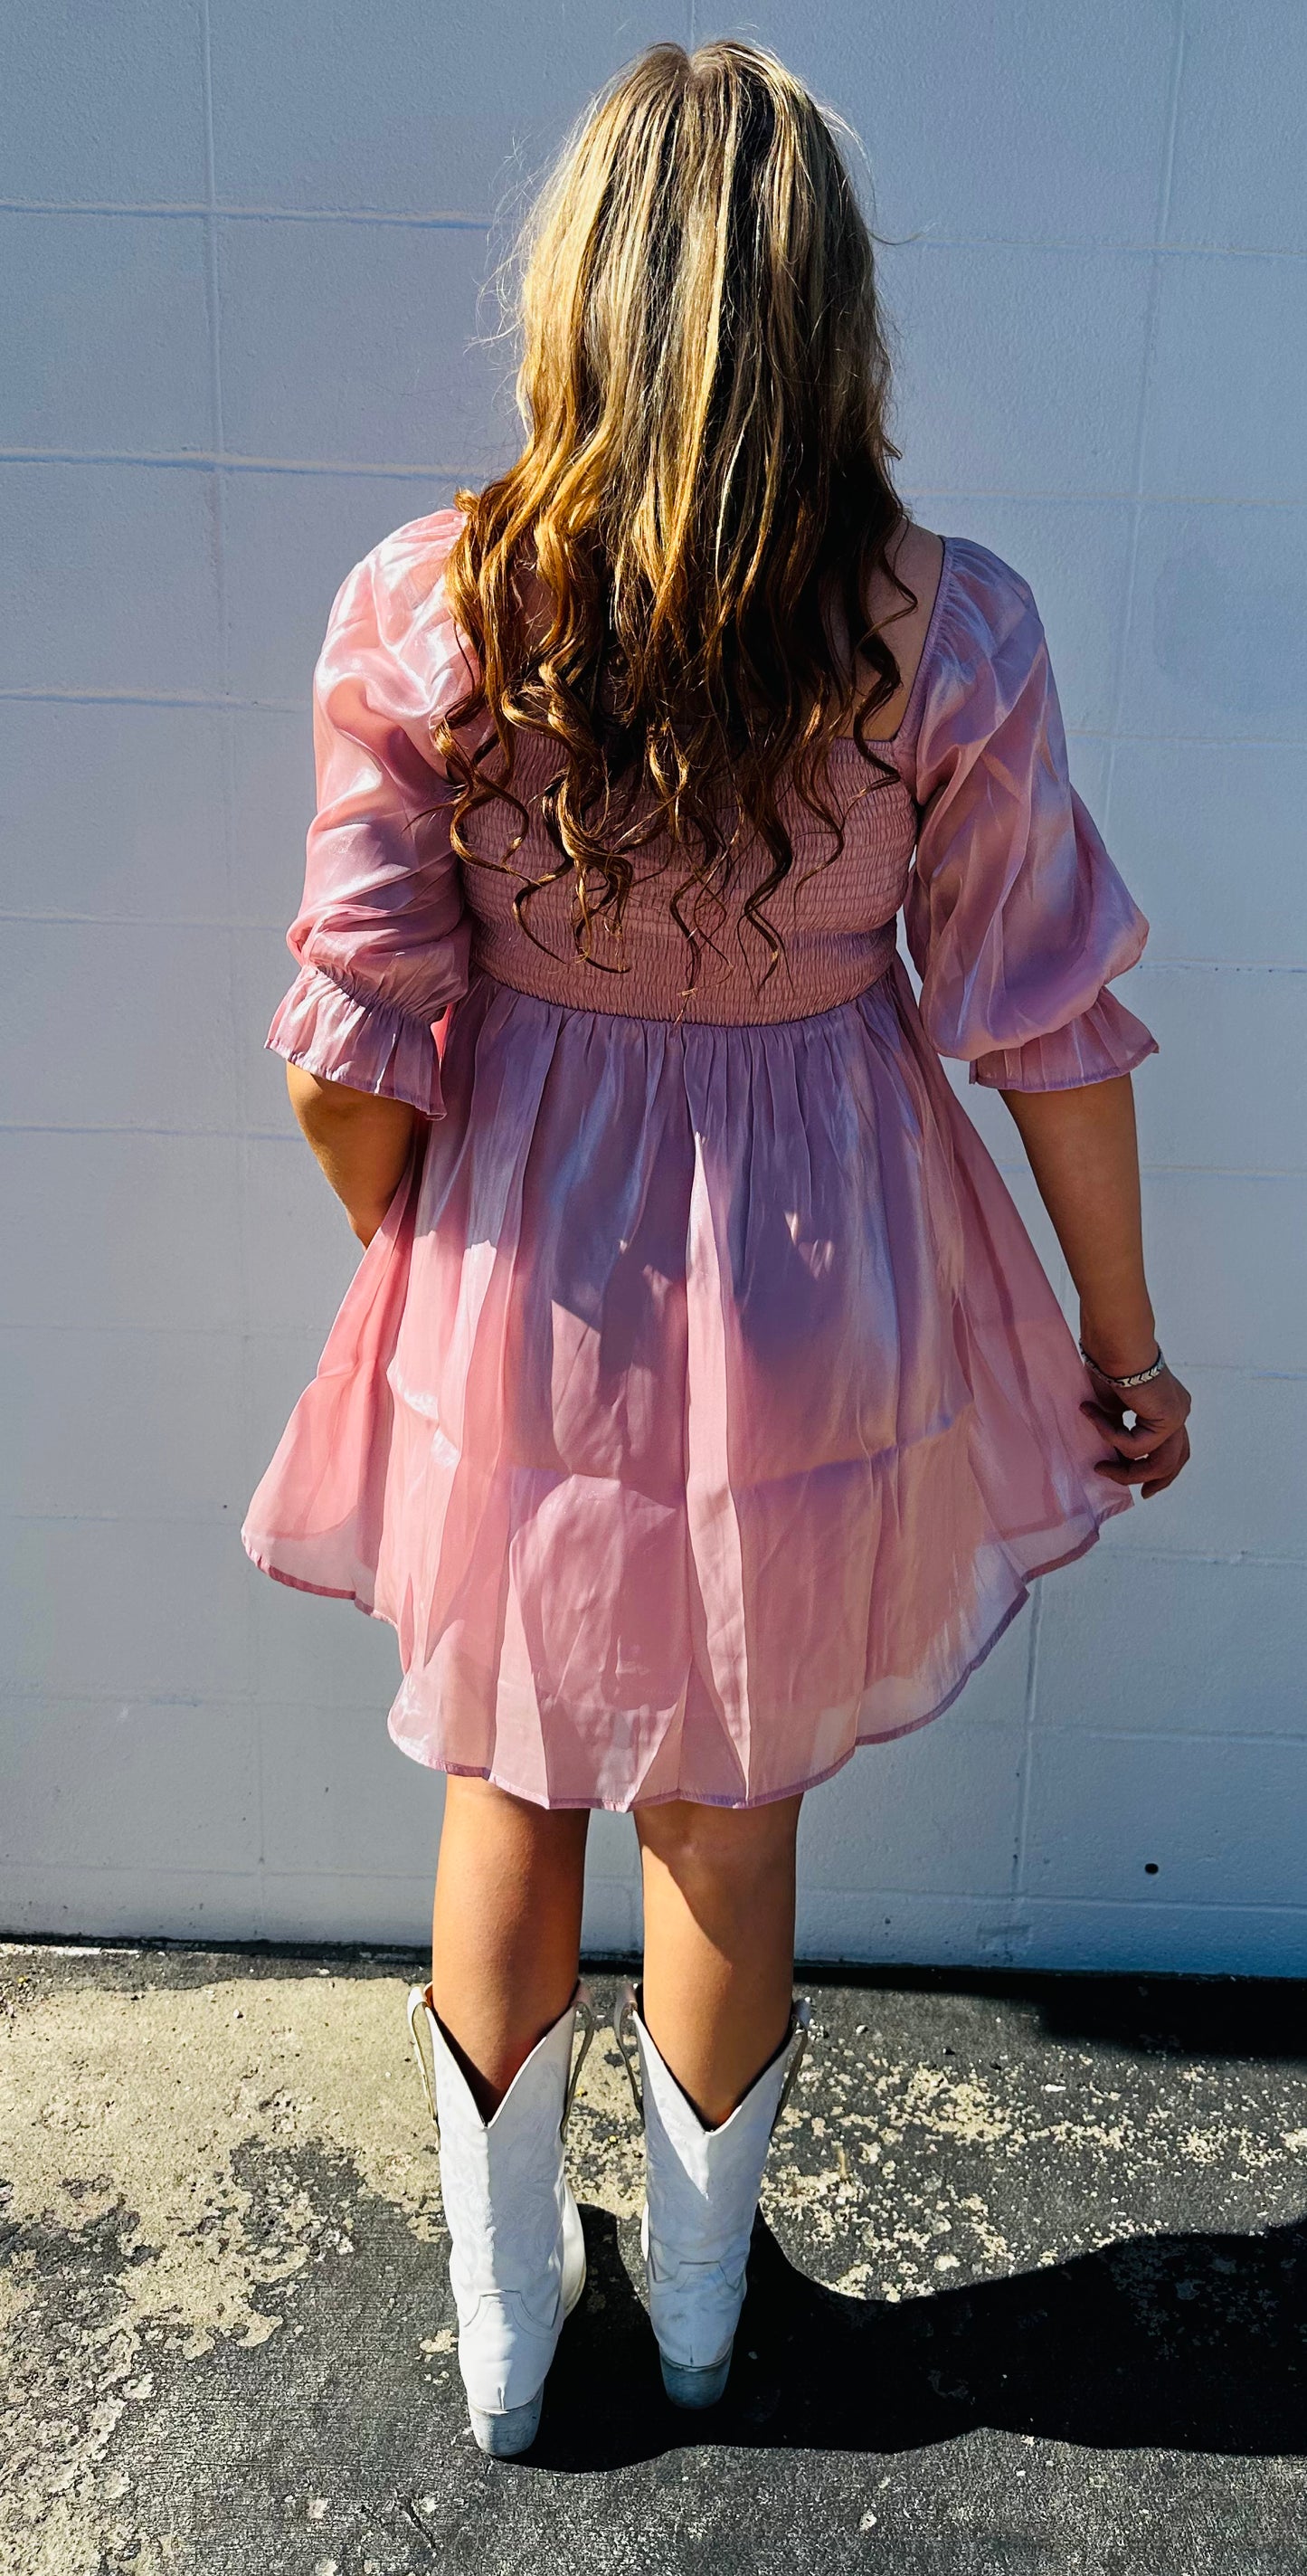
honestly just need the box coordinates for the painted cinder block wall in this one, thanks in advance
[3,3,1304,1972]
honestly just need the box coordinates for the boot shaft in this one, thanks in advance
[618,1987,810,2275]
[408,1982,594,2294]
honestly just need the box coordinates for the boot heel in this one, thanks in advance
[468,2391,545,2457]
[659,2349,734,2410]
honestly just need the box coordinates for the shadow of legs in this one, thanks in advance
[532,2206,1307,2470]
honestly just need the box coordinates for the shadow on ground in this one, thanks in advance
[538,2200,1307,2469]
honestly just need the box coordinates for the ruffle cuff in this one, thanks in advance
[266,963,448,1117]
[969,984,1159,1092]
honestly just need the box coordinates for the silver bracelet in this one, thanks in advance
[1078,1340,1166,1390]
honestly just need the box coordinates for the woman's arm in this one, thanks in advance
[286,1063,417,1247]
[1000,1071,1192,1497]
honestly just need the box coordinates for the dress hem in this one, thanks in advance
[242,1497,1124,1812]
[240,1545,381,1613]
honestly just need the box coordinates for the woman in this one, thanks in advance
[242,41,1191,2456]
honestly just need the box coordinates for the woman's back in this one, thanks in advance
[450,520,948,1025]
[288,504,1151,1064]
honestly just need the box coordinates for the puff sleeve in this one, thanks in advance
[265,509,476,1118]
[903,541,1159,1091]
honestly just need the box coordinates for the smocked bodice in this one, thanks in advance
[456,727,915,1024]
[266,507,1158,1116]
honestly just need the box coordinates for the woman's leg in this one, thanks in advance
[634,1793,803,2127]
[431,1775,590,2118]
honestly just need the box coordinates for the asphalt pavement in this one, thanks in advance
[3,1943,1304,2574]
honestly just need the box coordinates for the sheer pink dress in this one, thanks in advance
[242,509,1158,1811]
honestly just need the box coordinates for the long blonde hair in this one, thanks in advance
[434,38,913,991]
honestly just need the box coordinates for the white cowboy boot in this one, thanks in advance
[407,1978,594,2456]
[613,1981,810,2409]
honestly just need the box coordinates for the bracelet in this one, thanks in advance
[1078,1339,1166,1390]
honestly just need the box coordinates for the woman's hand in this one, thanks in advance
[1081,1361,1192,1499]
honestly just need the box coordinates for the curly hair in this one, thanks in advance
[431,37,914,995]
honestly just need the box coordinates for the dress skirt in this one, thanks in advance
[242,953,1132,1810]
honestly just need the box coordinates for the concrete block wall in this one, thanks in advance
[3,2,1303,1972]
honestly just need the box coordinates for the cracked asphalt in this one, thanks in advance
[2,1943,1305,2574]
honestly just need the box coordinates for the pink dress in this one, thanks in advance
[242,509,1158,1811]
